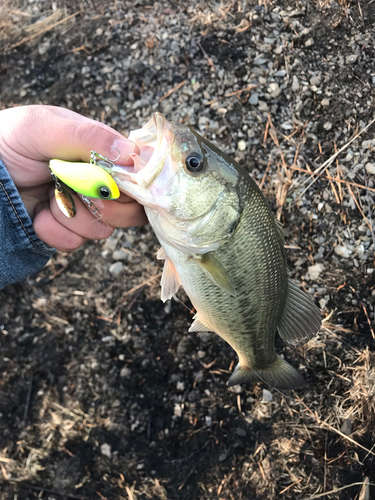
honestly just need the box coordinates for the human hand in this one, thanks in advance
[0,105,147,251]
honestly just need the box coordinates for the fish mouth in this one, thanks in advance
[112,112,172,189]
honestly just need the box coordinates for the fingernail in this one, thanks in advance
[112,139,135,161]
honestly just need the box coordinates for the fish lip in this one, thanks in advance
[113,112,170,189]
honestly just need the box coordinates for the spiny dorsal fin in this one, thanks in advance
[194,253,236,297]
[188,314,212,333]
[160,257,181,302]
[277,278,321,347]
[227,356,307,390]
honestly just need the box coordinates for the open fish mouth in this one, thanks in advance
[111,112,172,189]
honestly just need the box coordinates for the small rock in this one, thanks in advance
[228,384,242,394]
[236,428,247,437]
[109,262,124,275]
[100,443,112,459]
[120,366,132,378]
[174,403,182,417]
[305,38,314,47]
[262,389,273,402]
[237,140,247,151]
[308,263,324,280]
[177,337,192,355]
[292,75,299,91]
[310,76,321,86]
[103,237,117,252]
[176,381,185,391]
[321,98,330,106]
[362,140,375,150]
[365,163,375,174]
[249,92,259,105]
[112,249,129,261]
[253,57,267,66]
[205,416,213,426]
[335,245,351,258]
[258,100,269,111]
[323,122,332,130]
[197,331,211,343]
[346,54,358,64]
[340,418,352,435]
[197,350,206,358]
[274,70,286,77]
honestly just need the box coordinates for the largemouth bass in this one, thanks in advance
[111,113,321,390]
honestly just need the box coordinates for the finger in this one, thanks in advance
[78,195,148,228]
[3,105,139,166]
[50,193,115,240]
[33,206,86,251]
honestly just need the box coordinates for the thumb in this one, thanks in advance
[7,105,137,164]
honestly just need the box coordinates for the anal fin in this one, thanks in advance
[188,314,212,333]
[227,356,307,390]
[277,279,321,347]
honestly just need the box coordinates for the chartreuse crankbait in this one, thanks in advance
[49,150,120,218]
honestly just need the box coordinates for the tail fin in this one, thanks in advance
[227,356,307,390]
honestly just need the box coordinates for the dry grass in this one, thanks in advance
[0,0,79,53]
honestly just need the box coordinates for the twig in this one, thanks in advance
[21,484,86,499]
[361,303,375,339]
[23,373,33,424]
[319,421,375,457]
[279,478,302,494]
[122,272,162,299]
[288,165,375,193]
[206,84,259,106]
[197,40,216,72]
[159,80,187,102]
[347,184,371,232]
[8,10,81,50]
[298,117,375,197]
[302,481,375,500]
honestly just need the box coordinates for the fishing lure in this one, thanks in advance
[49,150,120,218]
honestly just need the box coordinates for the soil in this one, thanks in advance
[0,1,375,499]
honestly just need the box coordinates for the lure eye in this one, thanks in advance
[99,186,111,199]
[185,152,205,173]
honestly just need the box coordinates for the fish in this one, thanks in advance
[110,112,321,390]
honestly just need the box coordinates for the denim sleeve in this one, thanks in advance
[0,158,55,289]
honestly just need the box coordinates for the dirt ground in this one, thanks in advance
[0,1,375,499]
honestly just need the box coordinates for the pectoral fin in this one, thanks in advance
[194,253,236,297]
[277,279,321,347]
[160,256,181,302]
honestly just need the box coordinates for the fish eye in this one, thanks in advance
[185,152,204,173]
[99,186,111,199]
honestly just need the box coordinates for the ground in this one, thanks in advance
[0,1,375,499]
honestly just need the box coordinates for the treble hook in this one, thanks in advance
[90,147,121,170]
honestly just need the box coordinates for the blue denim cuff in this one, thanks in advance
[0,158,55,289]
